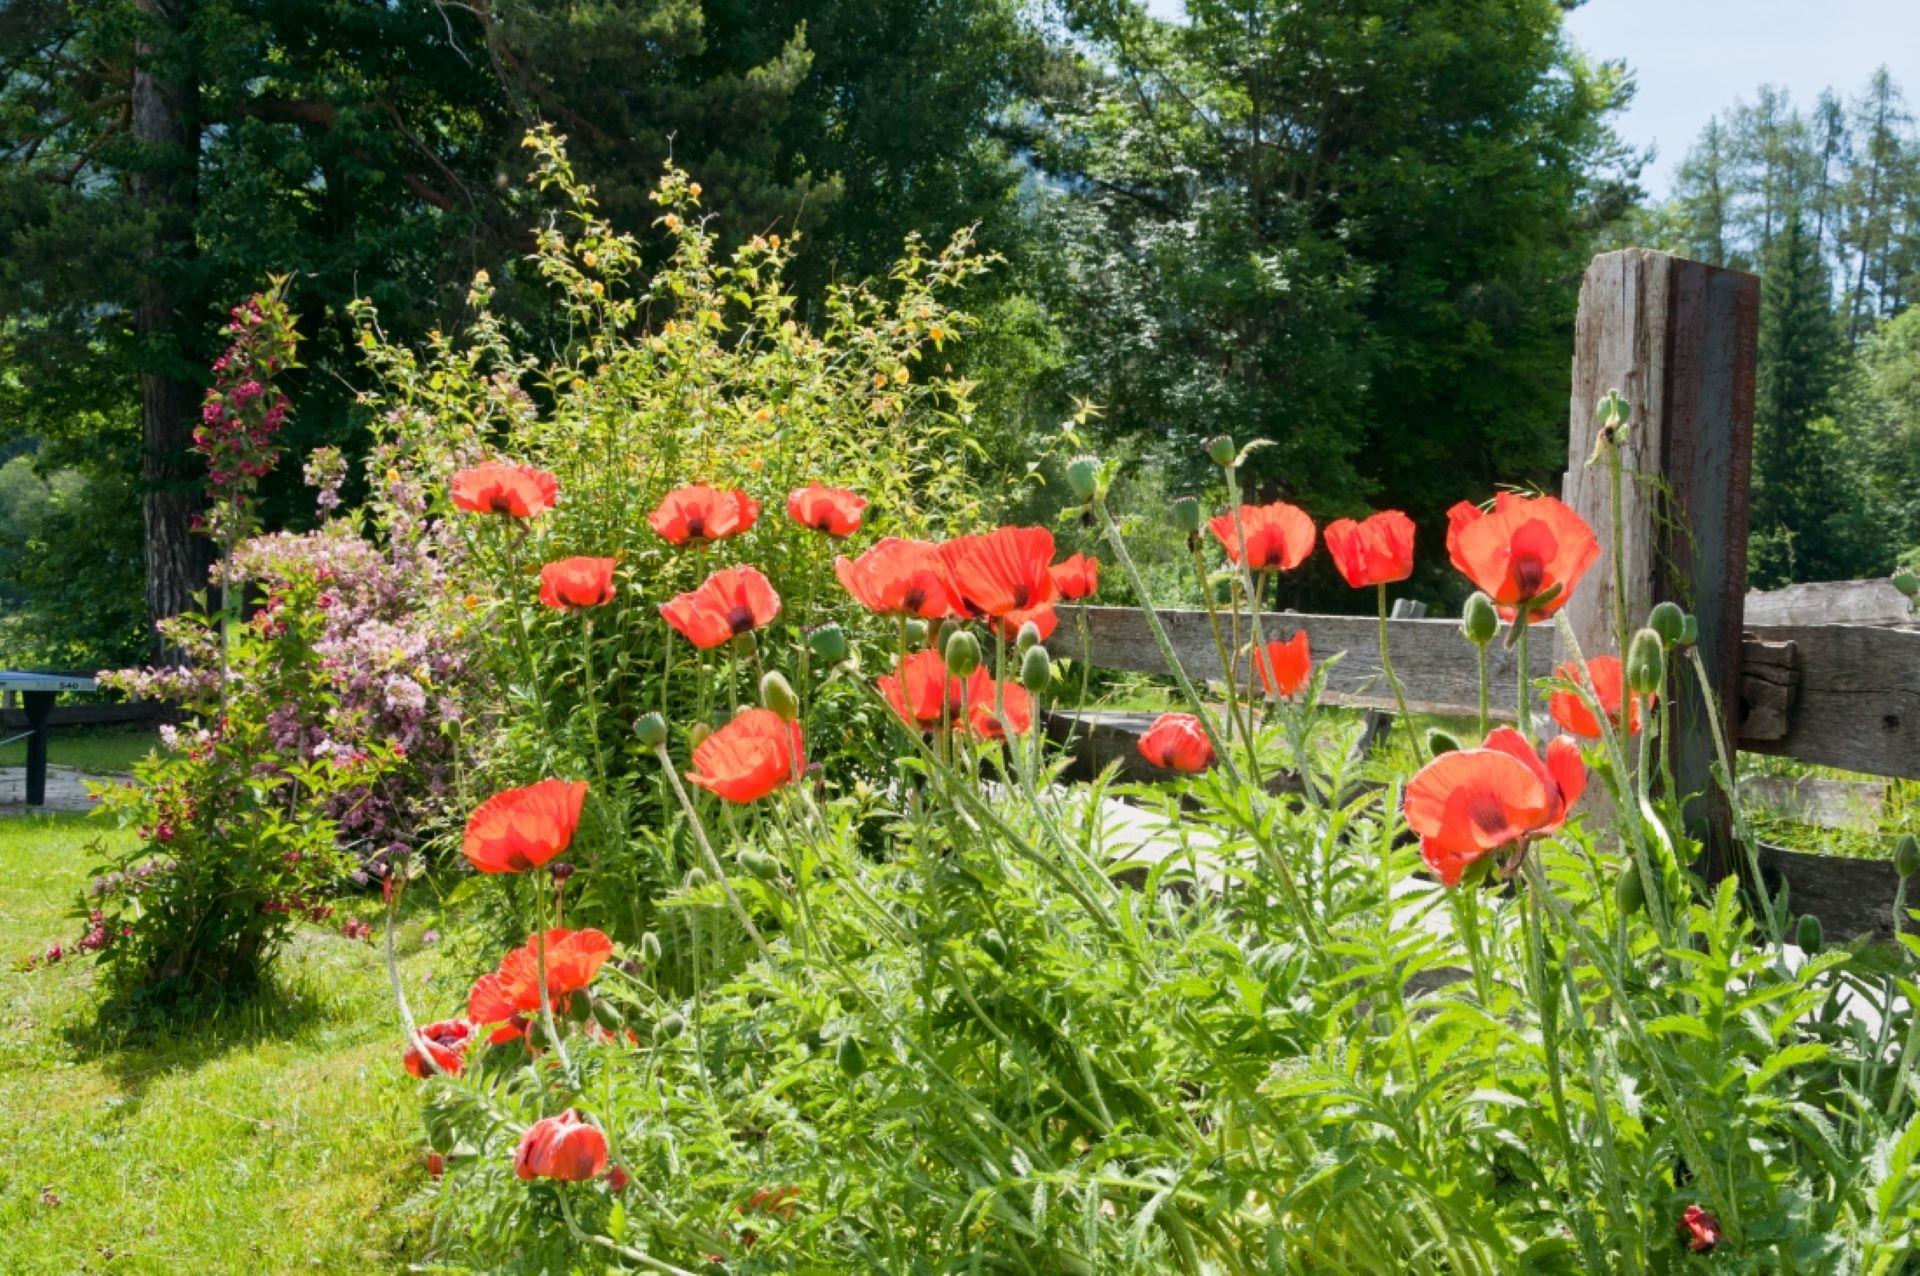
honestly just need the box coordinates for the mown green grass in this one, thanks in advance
[0,814,448,1274]
[0,724,160,776]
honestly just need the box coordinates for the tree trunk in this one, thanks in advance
[131,0,206,663]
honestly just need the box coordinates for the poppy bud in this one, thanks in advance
[1896,834,1920,878]
[590,995,625,1032]
[1895,568,1919,599]
[760,671,800,721]
[904,618,929,646]
[1204,435,1237,467]
[977,929,1010,966]
[1064,455,1101,501]
[683,866,708,888]
[1615,862,1645,915]
[807,624,848,664]
[836,1034,867,1078]
[1796,913,1823,954]
[640,931,662,964]
[1021,645,1052,694]
[1172,496,1202,535]
[654,1012,686,1042]
[1627,628,1665,697]
[1461,592,1499,646]
[1647,601,1687,647]
[687,722,713,751]
[1426,729,1461,756]
[1015,621,1041,652]
[944,629,982,678]
[736,849,781,880]
[634,712,669,748]
[1677,614,1698,647]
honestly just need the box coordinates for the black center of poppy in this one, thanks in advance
[1513,552,1545,597]
[489,494,514,514]
[903,587,925,611]
[1012,584,1029,608]
[728,606,755,634]
[686,515,707,539]
[1468,792,1510,838]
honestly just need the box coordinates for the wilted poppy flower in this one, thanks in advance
[1050,553,1100,601]
[467,972,530,1044]
[937,526,1058,621]
[1445,493,1599,620]
[660,565,781,649]
[538,556,618,611]
[648,485,760,546]
[462,779,589,874]
[1402,727,1585,886]
[450,463,559,518]
[1548,656,1648,738]
[688,708,806,802]
[1678,1205,1722,1253]
[1138,713,1213,773]
[1208,502,1316,572]
[490,927,616,1017]
[514,1109,610,1182]
[786,484,868,537]
[1324,510,1416,588]
[834,537,954,618]
[1254,631,1313,699]
[403,1018,475,1079]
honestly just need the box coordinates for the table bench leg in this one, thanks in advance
[22,690,54,807]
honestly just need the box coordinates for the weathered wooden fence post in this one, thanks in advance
[1560,249,1760,875]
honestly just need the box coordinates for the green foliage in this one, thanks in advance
[0,451,148,671]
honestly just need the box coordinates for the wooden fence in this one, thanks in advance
[1045,248,1917,940]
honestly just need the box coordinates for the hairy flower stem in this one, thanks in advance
[1221,468,1276,783]
[1513,611,1535,741]
[650,741,775,964]
[1475,643,1491,739]
[531,913,576,1083]
[1376,582,1424,763]
[1191,546,1254,756]
[1683,645,1785,947]
[578,617,608,787]
[1607,434,1631,667]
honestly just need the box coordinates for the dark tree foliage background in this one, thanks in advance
[62,0,1920,668]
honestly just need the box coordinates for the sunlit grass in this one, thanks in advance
[0,724,159,775]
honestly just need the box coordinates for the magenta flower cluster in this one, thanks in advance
[195,290,297,498]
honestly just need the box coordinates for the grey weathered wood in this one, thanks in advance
[1745,579,1914,628]
[1740,622,1920,779]
[1755,844,1911,941]
[1046,606,1549,719]
[0,702,157,729]
[1559,248,1760,875]
[1736,635,1798,742]
[1739,774,1887,832]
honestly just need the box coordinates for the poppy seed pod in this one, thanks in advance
[944,629,982,678]
[1172,496,1202,535]
[1894,834,1919,878]
[1426,729,1461,756]
[634,712,668,748]
[1615,862,1646,915]
[1796,913,1823,954]
[1204,435,1237,467]
[1021,645,1052,694]
[760,671,800,721]
[1895,568,1919,599]
[1064,455,1101,501]
[1015,621,1042,652]
[807,624,848,664]
[1626,628,1665,697]
[1461,592,1499,646]
[1648,601,1687,647]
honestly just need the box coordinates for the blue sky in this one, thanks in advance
[1139,0,1920,199]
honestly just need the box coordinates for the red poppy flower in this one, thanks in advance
[462,779,589,874]
[1138,713,1213,773]
[1445,493,1599,620]
[491,927,615,1014]
[467,972,529,1044]
[834,537,954,618]
[786,484,868,537]
[514,1109,610,1182]
[660,566,782,649]
[1402,727,1585,886]
[878,649,963,728]
[937,526,1058,620]
[1208,502,1316,572]
[996,603,1058,644]
[403,1018,475,1079]
[964,673,1033,740]
[1678,1205,1722,1254]
[606,1165,632,1193]
[1253,631,1313,699]
[688,708,806,802]
[538,556,618,611]
[1548,656,1648,738]
[1049,553,1100,601]
[450,463,559,518]
[648,485,760,546]
[1324,510,1415,588]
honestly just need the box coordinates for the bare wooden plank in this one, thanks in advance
[1755,845,1910,941]
[1739,774,1886,832]
[1745,579,1914,628]
[1736,635,1798,741]
[1741,622,1920,779]
[1559,248,1760,874]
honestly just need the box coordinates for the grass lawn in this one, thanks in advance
[0,724,160,776]
[0,813,450,1274]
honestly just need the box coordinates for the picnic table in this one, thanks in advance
[1,671,99,807]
